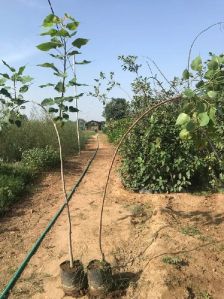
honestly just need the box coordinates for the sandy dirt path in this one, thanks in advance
[1,134,224,299]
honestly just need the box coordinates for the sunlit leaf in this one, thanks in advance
[37,41,62,51]
[38,63,60,73]
[207,58,219,70]
[207,91,217,99]
[190,56,202,71]
[55,28,70,37]
[20,76,33,83]
[176,113,190,126]
[40,28,58,36]
[182,69,190,80]
[209,107,216,123]
[67,50,81,56]
[72,38,89,48]
[42,14,60,27]
[55,81,65,93]
[19,85,29,93]
[66,21,79,30]
[18,66,26,75]
[179,129,190,140]
[183,88,195,98]
[198,112,210,127]
[0,78,6,85]
[41,98,54,106]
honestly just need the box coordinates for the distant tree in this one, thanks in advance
[103,98,129,121]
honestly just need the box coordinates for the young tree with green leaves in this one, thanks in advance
[103,98,129,121]
[0,61,33,130]
[37,12,89,268]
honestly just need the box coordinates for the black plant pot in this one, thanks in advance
[60,260,88,297]
[87,259,113,297]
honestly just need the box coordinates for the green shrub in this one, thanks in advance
[0,163,35,212]
[105,118,132,143]
[0,162,35,182]
[109,104,224,193]
[21,146,60,171]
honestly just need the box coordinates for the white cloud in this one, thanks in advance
[16,0,47,10]
[0,40,38,64]
[2,49,37,64]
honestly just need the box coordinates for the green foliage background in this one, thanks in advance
[0,120,93,212]
[105,54,224,193]
[0,120,89,162]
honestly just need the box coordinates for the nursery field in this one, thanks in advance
[1,134,224,299]
[0,2,224,298]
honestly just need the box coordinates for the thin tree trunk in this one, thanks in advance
[73,55,81,155]
[53,122,74,268]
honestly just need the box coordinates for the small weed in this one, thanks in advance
[8,267,17,275]
[129,203,152,225]
[131,204,146,217]
[180,226,201,237]
[199,291,213,299]
[162,256,188,269]
[164,273,182,289]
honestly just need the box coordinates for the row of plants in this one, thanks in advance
[0,146,59,213]
[101,53,224,193]
[0,119,91,162]
[0,119,92,213]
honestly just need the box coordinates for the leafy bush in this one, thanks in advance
[114,104,224,193]
[104,54,224,193]
[21,146,60,171]
[105,118,131,143]
[0,163,35,212]
[0,162,35,182]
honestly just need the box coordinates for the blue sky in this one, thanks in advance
[0,0,224,120]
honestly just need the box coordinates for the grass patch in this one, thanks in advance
[180,226,201,237]
[128,203,152,225]
[162,256,188,269]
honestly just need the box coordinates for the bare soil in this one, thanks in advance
[1,134,224,299]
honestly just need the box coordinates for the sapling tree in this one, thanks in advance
[37,13,89,268]
[0,61,33,130]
